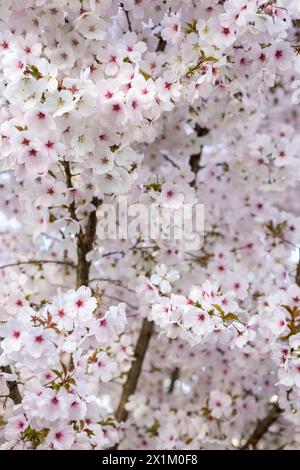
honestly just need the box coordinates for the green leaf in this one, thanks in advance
[51,369,63,378]
[110,145,119,153]
[140,69,151,80]
[211,304,224,314]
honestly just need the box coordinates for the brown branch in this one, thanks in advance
[61,161,101,288]
[241,403,282,450]
[76,197,100,287]
[0,365,22,405]
[189,126,209,187]
[0,259,75,270]
[189,151,202,187]
[168,367,180,394]
[115,318,154,423]
[156,35,167,53]
[61,160,78,222]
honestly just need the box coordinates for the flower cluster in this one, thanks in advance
[0,287,127,449]
[149,275,254,348]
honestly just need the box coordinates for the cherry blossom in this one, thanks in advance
[0,0,300,452]
[150,264,180,295]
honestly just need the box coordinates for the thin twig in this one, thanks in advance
[102,294,137,310]
[101,250,125,258]
[0,259,75,270]
[162,154,180,169]
[121,2,132,32]
[90,278,134,292]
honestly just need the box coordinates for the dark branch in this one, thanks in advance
[156,36,167,53]
[76,197,101,287]
[168,367,180,394]
[61,161,101,288]
[121,3,132,32]
[162,154,180,169]
[115,318,154,423]
[61,160,78,222]
[241,403,282,450]
[0,365,22,405]
[189,126,209,187]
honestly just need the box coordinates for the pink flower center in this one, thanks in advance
[75,299,84,308]
[45,140,54,149]
[21,138,30,146]
[28,148,38,157]
[35,335,44,344]
[51,396,59,405]
[112,103,121,112]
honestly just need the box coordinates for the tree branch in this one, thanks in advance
[156,35,167,53]
[121,2,132,32]
[61,160,78,222]
[189,126,209,187]
[162,154,180,169]
[168,367,180,394]
[0,259,75,270]
[61,161,101,288]
[241,403,282,450]
[0,365,22,405]
[115,318,154,423]
[76,197,100,287]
